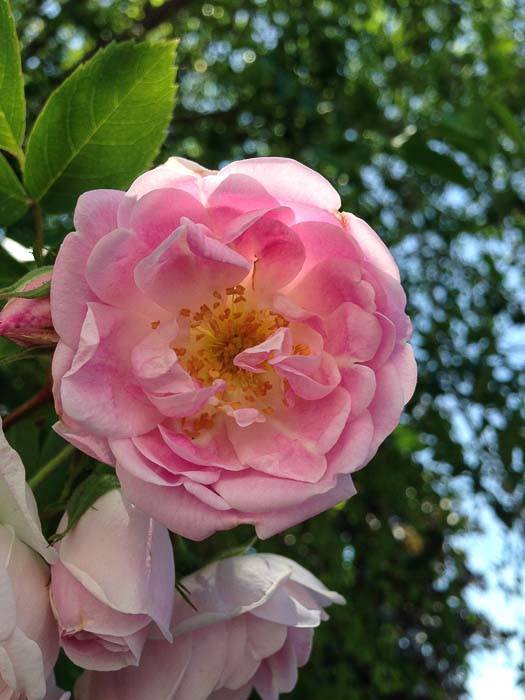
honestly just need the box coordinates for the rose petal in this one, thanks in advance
[324,302,382,362]
[233,328,292,373]
[116,466,242,541]
[254,473,357,539]
[50,233,96,348]
[209,158,341,211]
[125,188,208,249]
[85,228,158,313]
[134,222,250,314]
[57,490,174,636]
[73,190,124,244]
[342,212,401,281]
[59,304,160,437]
[234,216,306,291]
[0,425,55,563]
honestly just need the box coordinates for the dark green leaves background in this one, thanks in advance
[1,1,524,698]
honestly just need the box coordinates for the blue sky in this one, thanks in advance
[459,495,524,699]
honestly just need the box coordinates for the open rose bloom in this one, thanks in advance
[51,157,416,539]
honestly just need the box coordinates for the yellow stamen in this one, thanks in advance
[173,286,309,434]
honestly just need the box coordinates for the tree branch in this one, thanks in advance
[30,200,45,264]
[2,380,53,430]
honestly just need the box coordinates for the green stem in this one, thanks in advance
[29,445,74,490]
[30,200,45,265]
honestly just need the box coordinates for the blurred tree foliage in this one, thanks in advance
[2,0,524,697]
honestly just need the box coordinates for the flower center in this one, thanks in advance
[174,285,289,410]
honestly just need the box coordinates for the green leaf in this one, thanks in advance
[0,0,25,161]
[0,344,54,366]
[0,280,50,300]
[51,467,120,542]
[0,264,52,298]
[10,282,49,300]
[54,651,83,695]
[0,152,28,225]
[24,40,178,213]
[0,265,52,300]
[214,534,258,561]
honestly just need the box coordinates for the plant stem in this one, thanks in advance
[29,445,75,490]
[2,380,53,429]
[30,200,45,265]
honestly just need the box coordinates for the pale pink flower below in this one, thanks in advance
[51,156,417,540]
[0,422,68,700]
[49,489,175,671]
[75,553,345,700]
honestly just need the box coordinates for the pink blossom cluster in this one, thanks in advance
[0,156,415,697]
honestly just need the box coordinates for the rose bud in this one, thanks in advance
[0,270,57,347]
[0,422,68,700]
[51,156,416,540]
[50,488,175,671]
[75,553,345,700]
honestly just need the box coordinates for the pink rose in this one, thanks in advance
[75,553,345,700]
[0,271,57,347]
[49,489,175,671]
[51,156,416,540]
[0,423,67,700]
